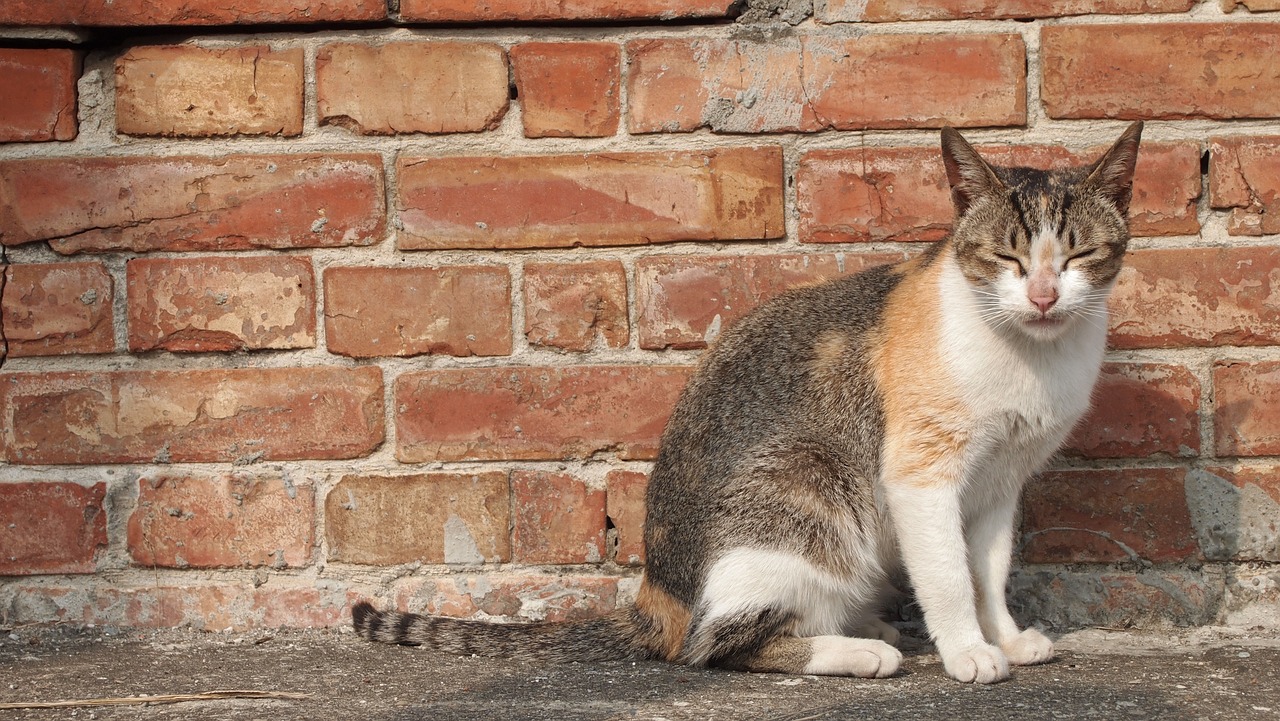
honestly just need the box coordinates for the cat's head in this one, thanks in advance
[941,122,1143,341]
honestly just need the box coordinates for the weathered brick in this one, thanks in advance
[400,0,733,21]
[316,42,508,135]
[127,256,315,352]
[511,42,619,138]
[1042,24,1280,120]
[0,49,78,142]
[523,261,628,352]
[512,471,606,564]
[1021,468,1199,564]
[1188,466,1280,562]
[325,472,511,565]
[0,482,106,575]
[1221,0,1280,9]
[636,253,906,350]
[627,35,1025,133]
[396,366,691,462]
[1010,567,1222,629]
[0,0,385,25]
[393,575,620,623]
[606,470,648,565]
[0,154,385,253]
[0,367,383,464]
[324,266,511,358]
[1215,361,1280,457]
[396,147,784,250]
[1108,247,1280,349]
[2,262,113,356]
[1064,363,1200,460]
[798,142,1200,243]
[116,46,302,137]
[1210,136,1280,236]
[821,0,1194,22]
[128,473,314,569]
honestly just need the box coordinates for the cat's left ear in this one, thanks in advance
[1082,121,1144,216]
[941,126,1005,216]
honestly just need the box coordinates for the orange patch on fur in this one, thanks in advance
[634,578,691,661]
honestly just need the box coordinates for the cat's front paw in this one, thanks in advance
[1001,628,1055,666]
[941,643,1009,684]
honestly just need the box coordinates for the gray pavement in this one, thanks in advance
[2,624,1279,720]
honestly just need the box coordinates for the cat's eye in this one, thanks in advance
[1065,248,1098,268]
[993,252,1026,276]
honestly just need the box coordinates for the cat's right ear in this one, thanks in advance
[941,127,1005,216]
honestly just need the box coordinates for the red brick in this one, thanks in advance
[0,49,78,142]
[0,154,385,253]
[606,470,648,565]
[0,482,106,575]
[1210,136,1280,236]
[325,473,511,565]
[1108,247,1280,349]
[324,266,511,358]
[396,148,784,250]
[523,261,628,352]
[0,367,383,464]
[128,473,314,569]
[511,42,619,138]
[393,575,620,623]
[116,46,302,137]
[798,142,1200,243]
[1021,468,1199,564]
[1192,466,1280,562]
[636,253,906,350]
[396,366,691,462]
[1221,0,1280,9]
[127,256,315,352]
[316,42,508,135]
[1215,361,1280,457]
[627,35,1025,133]
[820,0,1193,21]
[0,0,385,25]
[512,471,606,564]
[400,0,733,21]
[2,262,113,356]
[1042,24,1280,120]
[1064,363,1200,460]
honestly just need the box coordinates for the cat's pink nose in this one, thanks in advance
[1030,293,1058,314]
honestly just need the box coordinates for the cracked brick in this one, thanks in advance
[1210,136,1280,236]
[821,0,1193,22]
[399,0,734,21]
[0,0,385,25]
[0,49,79,142]
[2,262,113,356]
[523,261,628,352]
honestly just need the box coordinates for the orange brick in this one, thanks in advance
[396,148,784,250]
[3,262,113,356]
[512,471,607,564]
[127,256,315,352]
[394,575,620,623]
[798,142,1201,243]
[0,49,78,142]
[0,367,383,464]
[1221,0,1280,9]
[0,154,385,253]
[1064,363,1200,460]
[1108,247,1280,349]
[821,0,1193,21]
[636,253,906,350]
[128,473,314,569]
[523,261,628,352]
[324,266,511,358]
[1022,468,1199,563]
[325,473,511,565]
[0,482,106,575]
[395,366,691,462]
[1215,361,1280,457]
[1042,24,1280,120]
[316,42,508,135]
[606,470,648,565]
[0,0,385,25]
[116,46,302,137]
[1210,136,1280,236]
[627,35,1025,133]
[511,42,619,138]
[400,0,733,21]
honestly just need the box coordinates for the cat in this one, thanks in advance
[352,121,1143,684]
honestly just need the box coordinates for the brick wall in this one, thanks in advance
[2,0,1279,632]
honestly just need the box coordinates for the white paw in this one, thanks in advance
[804,636,903,678]
[1001,628,1055,666]
[854,618,901,646]
[941,643,1009,684]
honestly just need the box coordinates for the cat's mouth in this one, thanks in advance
[1024,316,1065,329]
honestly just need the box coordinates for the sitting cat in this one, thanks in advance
[353,121,1143,684]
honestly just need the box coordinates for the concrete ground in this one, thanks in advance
[2,624,1279,720]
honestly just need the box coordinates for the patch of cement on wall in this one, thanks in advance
[1186,469,1280,561]
[443,515,483,565]
[733,0,812,24]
